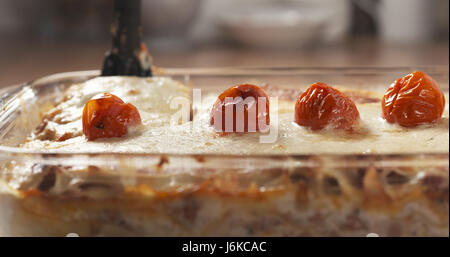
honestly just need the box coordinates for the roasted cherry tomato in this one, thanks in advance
[82,93,141,141]
[382,71,445,127]
[294,82,360,130]
[210,84,270,132]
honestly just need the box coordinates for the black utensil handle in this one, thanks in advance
[101,0,152,77]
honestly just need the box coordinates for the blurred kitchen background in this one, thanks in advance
[0,0,448,87]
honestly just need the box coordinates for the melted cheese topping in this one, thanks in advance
[22,77,449,154]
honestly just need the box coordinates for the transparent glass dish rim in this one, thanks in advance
[0,66,448,173]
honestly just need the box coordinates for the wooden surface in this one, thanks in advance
[0,38,448,87]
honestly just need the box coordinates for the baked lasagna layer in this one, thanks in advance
[21,76,449,155]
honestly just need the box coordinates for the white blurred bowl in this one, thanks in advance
[218,6,327,49]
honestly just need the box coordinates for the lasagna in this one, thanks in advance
[0,76,448,236]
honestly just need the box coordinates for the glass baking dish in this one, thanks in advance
[0,67,448,237]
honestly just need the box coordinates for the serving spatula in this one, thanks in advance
[101,0,152,77]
